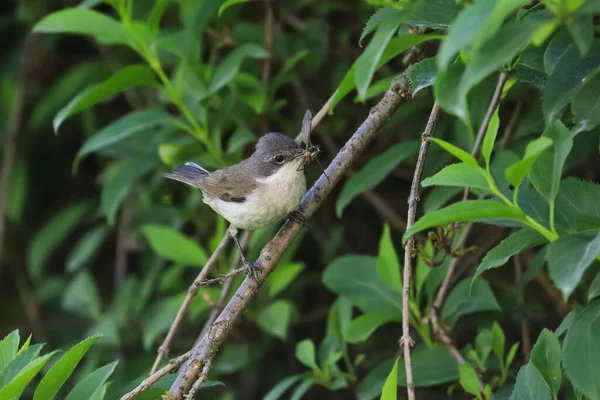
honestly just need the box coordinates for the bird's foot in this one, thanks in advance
[288,210,307,226]
[243,260,263,280]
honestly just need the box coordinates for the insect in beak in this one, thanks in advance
[297,110,330,182]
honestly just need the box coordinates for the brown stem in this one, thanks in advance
[186,358,212,399]
[150,233,230,374]
[400,102,441,400]
[121,351,192,400]
[198,267,247,286]
[168,73,412,398]
[499,100,523,149]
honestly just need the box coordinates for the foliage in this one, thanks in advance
[1,0,599,398]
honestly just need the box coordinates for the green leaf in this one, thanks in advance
[355,19,401,101]
[404,200,527,241]
[209,43,268,94]
[380,358,399,400]
[336,142,419,217]
[233,73,266,113]
[429,138,478,166]
[505,137,553,189]
[404,0,459,29]
[376,225,402,292]
[33,8,128,45]
[101,158,155,225]
[407,57,437,96]
[74,109,173,171]
[34,336,101,400]
[568,15,594,55]
[423,186,462,213]
[529,120,573,203]
[64,360,118,400]
[588,272,600,302]
[345,313,397,344]
[295,340,318,370]
[323,256,402,317]
[53,65,158,132]
[256,301,294,340]
[473,229,546,281]
[421,163,490,191]
[218,0,256,16]
[0,351,56,399]
[546,232,600,300]
[434,63,469,126]
[481,107,500,167]
[0,344,44,388]
[355,76,396,102]
[143,295,185,350]
[148,0,171,33]
[543,40,600,121]
[554,178,600,232]
[475,329,493,366]
[27,201,93,280]
[62,270,102,320]
[530,329,561,397]
[143,225,208,267]
[263,375,303,400]
[543,30,574,75]
[491,322,505,362]
[459,363,481,398]
[442,278,501,326]
[267,262,304,298]
[511,363,552,400]
[0,330,19,374]
[331,34,442,111]
[572,74,600,133]
[563,300,600,400]
[359,7,403,46]
[66,226,109,273]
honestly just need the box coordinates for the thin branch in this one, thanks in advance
[186,358,212,399]
[150,233,230,374]
[169,73,413,398]
[199,267,247,286]
[121,351,192,400]
[499,100,523,149]
[400,102,441,400]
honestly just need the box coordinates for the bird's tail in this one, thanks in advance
[164,162,208,188]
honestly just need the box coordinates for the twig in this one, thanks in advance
[199,267,247,286]
[169,72,413,398]
[499,101,523,149]
[400,102,441,400]
[121,351,192,400]
[514,253,531,361]
[150,233,230,374]
[428,72,508,396]
[186,358,213,399]
[261,0,274,89]
[0,36,34,280]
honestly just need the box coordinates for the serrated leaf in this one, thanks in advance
[530,329,561,397]
[572,74,600,133]
[0,351,56,399]
[403,200,527,241]
[0,344,44,388]
[53,65,158,132]
[568,15,594,56]
[33,8,128,45]
[543,40,600,121]
[546,231,600,300]
[421,163,489,191]
[407,57,437,96]
[563,300,600,400]
[142,225,208,266]
[505,137,553,189]
[473,229,546,282]
[481,107,500,167]
[336,142,419,217]
[442,278,500,326]
[359,7,403,46]
[34,336,101,400]
[429,138,477,166]
[0,330,20,374]
[376,225,402,292]
[74,109,173,171]
[511,363,552,400]
[64,360,118,400]
[27,201,93,280]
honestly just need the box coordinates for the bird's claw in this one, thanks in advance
[243,261,263,280]
[288,210,307,226]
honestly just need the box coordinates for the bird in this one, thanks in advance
[164,113,314,277]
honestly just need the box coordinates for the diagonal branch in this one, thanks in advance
[168,72,413,398]
[400,102,441,400]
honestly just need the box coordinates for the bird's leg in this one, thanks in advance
[287,210,307,226]
[228,225,262,279]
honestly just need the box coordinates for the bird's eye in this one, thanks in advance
[274,155,285,164]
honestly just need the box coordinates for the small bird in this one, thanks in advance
[164,113,315,277]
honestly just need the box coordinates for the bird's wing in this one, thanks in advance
[198,164,257,203]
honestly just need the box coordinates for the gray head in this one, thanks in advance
[248,132,305,177]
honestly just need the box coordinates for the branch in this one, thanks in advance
[400,102,441,400]
[121,351,192,400]
[150,233,230,374]
[168,72,412,398]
